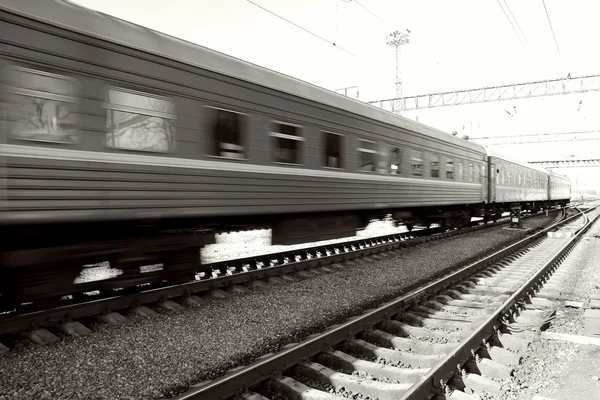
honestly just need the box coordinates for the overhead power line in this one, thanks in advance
[246,0,357,57]
[541,0,560,56]
[351,0,394,30]
[496,0,525,47]
[501,0,529,46]
[246,0,393,95]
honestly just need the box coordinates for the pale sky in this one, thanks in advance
[70,0,600,191]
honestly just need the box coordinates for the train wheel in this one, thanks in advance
[163,246,201,284]
[6,263,81,309]
[0,272,17,312]
[108,255,163,290]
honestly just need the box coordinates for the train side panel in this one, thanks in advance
[548,172,571,202]
[0,8,487,240]
[488,156,548,203]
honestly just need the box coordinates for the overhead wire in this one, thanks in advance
[245,0,395,96]
[496,0,526,47]
[541,0,561,56]
[246,0,421,103]
[246,0,357,57]
[335,0,340,45]
[501,0,529,46]
[351,0,394,30]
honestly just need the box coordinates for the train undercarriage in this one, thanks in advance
[0,200,569,311]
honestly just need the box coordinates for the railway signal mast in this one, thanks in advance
[386,29,410,114]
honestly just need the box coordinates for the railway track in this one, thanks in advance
[0,210,558,341]
[165,205,598,400]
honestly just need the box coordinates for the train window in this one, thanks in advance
[410,150,423,177]
[446,159,454,180]
[3,66,79,144]
[205,106,246,159]
[323,131,343,168]
[104,87,175,153]
[518,174,522,186]
[389,147,402,174]
[270,121,304,164]
[473,163,479,183]
[507,171,511,186]
[357,139,377,172]
[458,162,464,181]
[468,162,474,182]
[501,170,505,185]
[431,154,440,178]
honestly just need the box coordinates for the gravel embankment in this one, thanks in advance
[0,214,558,400]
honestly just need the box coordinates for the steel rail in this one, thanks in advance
[0,211,545,334]
[169,206,590,400]
[399,207,599,399]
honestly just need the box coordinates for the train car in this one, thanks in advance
[0,0,489,304]
[548,171,571,204]
[486,148,570,218]
[486,148,551,217]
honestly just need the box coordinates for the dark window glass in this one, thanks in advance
[207,107,245,159]
[411,149,423,177]
[271,122,303,164]
[358,139,376,172]
[431,154,440,178]
[390,147,401,174]
[324,132,343,168]
[446,159,454,179]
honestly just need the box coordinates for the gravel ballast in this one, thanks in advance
[0,214,559,400]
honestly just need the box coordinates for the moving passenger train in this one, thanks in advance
[0,0,571,305]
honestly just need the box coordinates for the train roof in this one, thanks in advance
[484,147,551,174]
[0,0,487,154]
[547,170,571,180]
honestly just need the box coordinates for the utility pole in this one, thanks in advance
[386,29,410,114]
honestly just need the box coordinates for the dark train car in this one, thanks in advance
[486,149,569,217]
[548,171,571,203]
[0,0,489,302]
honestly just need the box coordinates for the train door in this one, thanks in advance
[489,162,496,203]
[0,62,5,209]
[480,163,487,202]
